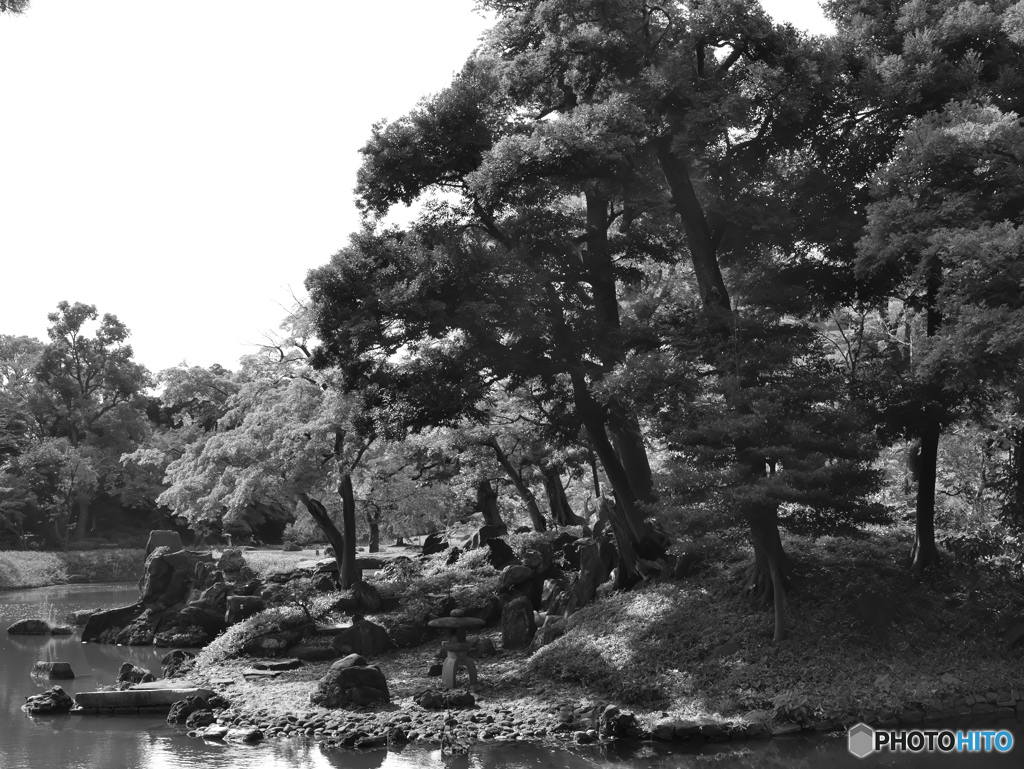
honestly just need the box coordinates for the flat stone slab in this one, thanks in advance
[250,658,301,671]
[242,669,281,680]
[75,687,213,709]
[129,679,198,690]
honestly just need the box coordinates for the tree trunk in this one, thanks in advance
[588,447,601,498]
[73,499,89,542]
[911,264,943,573]
[476,480,504,528]
[571,374,669,580]
[339,474,358,589]
[487,440,546,532]
[744,504,791,642]
[542,468,586,526]
[655,137,732,327]
[608,408,655,502]
[298,493,347,581]
[911,414,941,572]
[368,520,379,553]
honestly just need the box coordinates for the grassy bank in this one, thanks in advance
[0,548,147,590]
[188,524,1024,744]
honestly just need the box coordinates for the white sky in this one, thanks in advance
[0,0,833,375]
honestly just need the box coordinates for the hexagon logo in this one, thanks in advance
[848,722,875,758]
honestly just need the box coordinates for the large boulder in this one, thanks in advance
[167,695,209,725]
[81,603,147,644]
[146,529,183,556]
[217,548,249,575]
[421,532,448,556]
[22,686,74,715]
[176,605,228,636]
[500,596,536,650]
[225,595,265,625]
[352,580,382,613]
[309,654,390,708]
[484,538,518,569]
[499,565,534,592]
[31,661,75,679]
[331,619,393,657]
[458,524,509,551]
[7,619,52,635]
[139,547,194,607]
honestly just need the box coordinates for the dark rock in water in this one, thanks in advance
[599,705,642,739]
[282,541,301,552]
[49,625,74,635]
[185,709,216,728]
[23,686,74,715]
[116,662,155,689]
[224,595,265,625]
[7,619,51,635]
[226,727,264,743]
[414,688,475,709]
[81,603,146,644]
[500,595,536,649]
[31,661,75,679]
[161,649,196,678]
[146,529,183,556]
[421,532,448,556]
[309,654,390,708]
[155,625,211,649]
[167,695,209,725]
[331,619,392,657]
[485,538,518,569]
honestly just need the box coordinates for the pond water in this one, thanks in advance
[2,583,1022,768]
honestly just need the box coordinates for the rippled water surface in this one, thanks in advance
[2,583,1022,768]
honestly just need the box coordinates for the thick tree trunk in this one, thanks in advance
[543,468,586,527]
[654,137,732,327]
[73,499,89,542]
[338,474,358,589]
[476,480,504,528]
[368,521,379,553]
[911,415,941,572]
[911,265,943,573]
[487,440,546,532]
[298,493,347,584]
[744,505,791,642]
[608,408,655,502]
[571,374,669,580]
